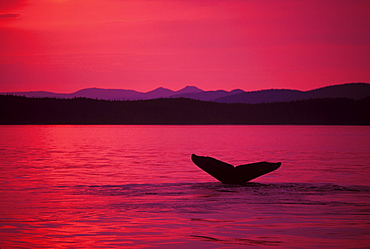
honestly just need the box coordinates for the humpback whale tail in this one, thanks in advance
[191,154,281,185]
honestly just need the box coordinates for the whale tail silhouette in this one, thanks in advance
[191,154,281,185]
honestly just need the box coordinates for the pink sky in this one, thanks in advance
[0,0,369,92]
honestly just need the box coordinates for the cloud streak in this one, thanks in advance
[0,13,19,19]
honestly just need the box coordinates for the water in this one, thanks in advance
[0,125,369,248]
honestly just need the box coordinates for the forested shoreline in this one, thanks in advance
[1,95,369,125]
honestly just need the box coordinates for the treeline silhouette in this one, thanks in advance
[1,95,369,125]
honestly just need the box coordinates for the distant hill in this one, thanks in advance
[1,95,369,125]
[172,89,245,101]
[214,83,370,104]
[1,86,204,101]
[1,83,369,103]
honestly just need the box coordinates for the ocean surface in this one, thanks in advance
[0,125,369,248]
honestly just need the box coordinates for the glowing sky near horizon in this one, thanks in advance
[0,0,369,92]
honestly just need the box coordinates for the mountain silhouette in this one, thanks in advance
[214,83,370,104]
[175,86,204,94]
[172,89,245,101]
[72,88,142,100]
[2,83,369,103]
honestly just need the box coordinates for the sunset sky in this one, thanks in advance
[1,0,369,92]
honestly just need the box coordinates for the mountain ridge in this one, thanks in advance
[213,83,370,104]
[2,83,369,104]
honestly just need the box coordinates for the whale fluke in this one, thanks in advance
[191,154,281,185]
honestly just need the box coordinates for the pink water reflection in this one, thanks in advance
[0,125,369,248]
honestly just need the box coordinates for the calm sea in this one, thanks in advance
[0,125,369,248]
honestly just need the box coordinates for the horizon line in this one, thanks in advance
[1,82,369,94]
